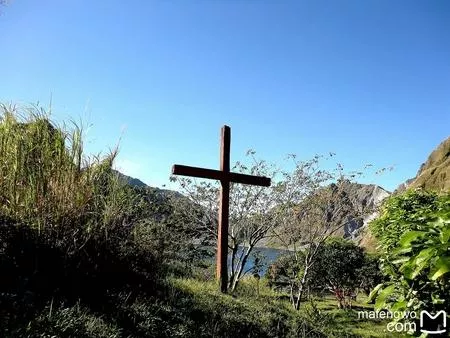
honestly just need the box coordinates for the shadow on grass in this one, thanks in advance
[1,223,327,337]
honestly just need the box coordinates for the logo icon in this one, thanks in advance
[420,310,447,335]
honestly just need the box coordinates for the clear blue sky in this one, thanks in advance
[1,1,449,192]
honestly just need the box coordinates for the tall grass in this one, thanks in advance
[0,104,123,238]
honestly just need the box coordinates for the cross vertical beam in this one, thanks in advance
[171,125,271,293]
[217,126,230,292]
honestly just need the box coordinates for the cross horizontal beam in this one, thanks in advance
[172,164,271,187]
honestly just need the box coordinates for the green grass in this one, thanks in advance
[306,295,407,338]
[5,275,410,337]
[168,277,300,337]
[171,277,409,338]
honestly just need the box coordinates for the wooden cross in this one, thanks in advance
[172,125,271,293]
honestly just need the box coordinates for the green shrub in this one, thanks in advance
[370,189,441,251]
[369,189,450,317]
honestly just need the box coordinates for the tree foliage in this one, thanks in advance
[309,238,364,308]
[357,253,384,295]
[370,189,441,251]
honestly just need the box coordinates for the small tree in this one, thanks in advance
[268,239,379,309]
[309,238,365,309]
[173,152,377,296]
[266,252,306,293]
[272,155,376,310]
[171,151,280,291]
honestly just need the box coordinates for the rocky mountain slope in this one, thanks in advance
[396,136,450,193]
[330,181,390,239]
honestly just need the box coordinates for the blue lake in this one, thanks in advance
[227,247,288,276]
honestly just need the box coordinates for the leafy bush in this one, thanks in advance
[357,253,384,295]
[369,190,450,316]
[370,189,441,251]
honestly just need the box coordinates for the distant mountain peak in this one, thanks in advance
[112,169,184,200]
[113,169,148,188]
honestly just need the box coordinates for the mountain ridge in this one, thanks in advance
[114,170,391,245]
[112,169,184,200]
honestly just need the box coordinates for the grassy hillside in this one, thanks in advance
[410,136,450,192]
[398,136,450,193]
[0,104,419,337]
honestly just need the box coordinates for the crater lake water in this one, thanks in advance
[227,247,288,276]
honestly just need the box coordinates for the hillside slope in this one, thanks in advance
[113,169,183,200]
[397,136,450,193]
[362,136,450,252]
[266,180,390,249]
[331,181,390,239]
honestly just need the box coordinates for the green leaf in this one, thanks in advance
[391,257,409,265]
[440,226,450,244]
[400,259,415,279]
[400,248,435,279]
[399,230,426,247]
[375,284,396,310]
[390,299,407,312]
[430,256,450,280]
[392,246,412,256]
[367,283,384,303]
[413,247,436,266]
[413,248,436,272]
